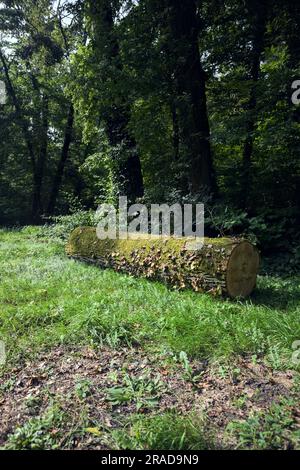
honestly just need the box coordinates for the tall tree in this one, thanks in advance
[0,0,78,220]
[241,0,268,210]
[47,104,74,215]
[33,92,49,219]
[0,48,42,221]
[163,0,216,195]
[87,0,144,201]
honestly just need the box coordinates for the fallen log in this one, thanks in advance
[66,227,260,298]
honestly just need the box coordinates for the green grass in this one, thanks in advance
[109,413,214,450]
[3,406,212,451]
[227,398,300,450]
[0,227,300,369]
[1,227,300,450]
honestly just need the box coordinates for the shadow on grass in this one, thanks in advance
[248,276,300,310]
[74,256,300,311]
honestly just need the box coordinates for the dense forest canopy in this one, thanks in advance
[0,0,299,258]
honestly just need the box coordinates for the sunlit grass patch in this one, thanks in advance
[109,412,214,450]
[0,228,299,370]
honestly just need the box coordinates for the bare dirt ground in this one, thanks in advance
[1,346,298,449]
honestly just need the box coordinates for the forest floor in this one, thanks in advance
[0,227,299,450]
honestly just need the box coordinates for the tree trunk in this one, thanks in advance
[165,0,216,195]
[32,93,49,222]
[67,227,260,298]
[285,1,300,223]
[171,100,180,161]
[47,104,74,215]
[241,1,268,210]
[104,104,144,200]
[0,49,41,222]
[88,0,144,201]
[286,1,300,123]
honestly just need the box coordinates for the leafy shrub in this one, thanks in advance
[43,210,97,240]
[262,244,300,276]
[206,203,300,256]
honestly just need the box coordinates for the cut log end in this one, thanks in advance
[226,241,260,298]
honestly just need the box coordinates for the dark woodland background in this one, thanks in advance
[0,0,299,270]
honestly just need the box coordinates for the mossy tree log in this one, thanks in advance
[66,227,260,298]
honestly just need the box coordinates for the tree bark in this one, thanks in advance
[285,1,300,222]
[88,0,144,201]
[286,2,300,123]
[165,0,216,195]
[171,100,180,161]
[241,1,268,210]
[31,93,49,221]
[47,104,74,215]
[0,49,42,222]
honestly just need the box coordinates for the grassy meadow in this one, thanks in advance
[0,227,299,450]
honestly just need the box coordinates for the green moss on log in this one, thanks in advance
[66,227,259,298]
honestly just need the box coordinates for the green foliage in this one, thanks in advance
[262,244,300,277]
[178,351,204,384]
[1,0,299,257]
[0,0,82,223]
[106,371,165,411]
[79,143,120,206]
[45,211,97,240]
[75,379,93,401]
[206,203,300,257]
